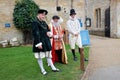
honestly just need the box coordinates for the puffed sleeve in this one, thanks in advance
[32,21,42,47]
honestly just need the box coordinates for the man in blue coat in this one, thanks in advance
[32,9,59,75]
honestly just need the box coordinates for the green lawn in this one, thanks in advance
[0,45,89,80]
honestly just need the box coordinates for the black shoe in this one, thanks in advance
[41,71,48,75]
[84,58,88,61]
[52,68,60,72]
[74,57,77,61]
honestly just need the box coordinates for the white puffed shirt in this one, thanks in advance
[67,16,83,49]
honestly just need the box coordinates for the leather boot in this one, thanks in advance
[71,49,77,61]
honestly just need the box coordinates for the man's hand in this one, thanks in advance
[59,35,63,39]
[38,45,43,49]
[47,32,53,37]
[75,33,79,36]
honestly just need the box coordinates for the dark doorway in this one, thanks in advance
[105,7,110,37]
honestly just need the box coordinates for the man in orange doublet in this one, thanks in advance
[49,15,67,64]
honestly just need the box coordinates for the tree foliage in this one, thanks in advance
[13,0,39,30]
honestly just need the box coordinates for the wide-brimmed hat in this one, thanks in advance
[70,9,76,15]
[38,9,48,15]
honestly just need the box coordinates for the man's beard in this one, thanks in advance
[53,22,60,27]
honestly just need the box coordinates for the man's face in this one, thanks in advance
[53,19,59,23]
[38,13,46,20]
[71,14,76,18]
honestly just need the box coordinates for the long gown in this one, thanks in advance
[49,23,68,64]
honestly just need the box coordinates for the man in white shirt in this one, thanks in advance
[67,9,84,62]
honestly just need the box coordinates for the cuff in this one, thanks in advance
[35,42,42,47]
[54,35,59,39]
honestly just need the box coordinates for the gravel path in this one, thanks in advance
[82,35,120,80]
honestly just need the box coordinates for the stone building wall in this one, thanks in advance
[111,0,120,38]
[0,0,85,43]
[85,0,110,36]
[116,0,120,38]
[34,0,85,30]
[0,0,23,43]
